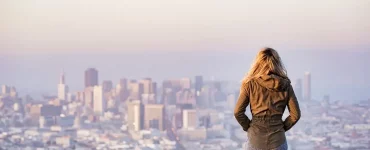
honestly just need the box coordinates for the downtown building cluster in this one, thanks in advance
[0,68,238,149]
[0,69,370,149]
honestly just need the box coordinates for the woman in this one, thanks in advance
[234,47,301,150]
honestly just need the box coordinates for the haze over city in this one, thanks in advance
[1,0,370,102]
[1,50,370,102]
[1,1,370,149]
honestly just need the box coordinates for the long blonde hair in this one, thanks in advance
[242,47,289,83]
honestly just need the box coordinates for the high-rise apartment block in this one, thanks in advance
[93,85,105,115]
[85,68,98,88]
[144,104,165,131]
[127,100,144,131]
[183,109,198,129]
[57,72,68,100]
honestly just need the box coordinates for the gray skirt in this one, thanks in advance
[244,137,288,150]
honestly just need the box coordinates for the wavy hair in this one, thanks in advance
[242,47,289,83]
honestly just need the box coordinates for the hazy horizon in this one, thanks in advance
[1,1,370,149]
[1,50,369,103]
[1,0,370,102]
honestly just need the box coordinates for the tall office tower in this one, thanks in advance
[58,72,69,100]
[127,100,144,131]
[176,89,196,106]
[183,109,198,129]
[116,84,130,103]
[174,108,183,129]
[198,87,210,108]
[1,85,10,95]
[84,87,94,108]
[194,76,203,98]
[293,79,303,101]
[85,68,98,88]
[93,85,105,115]
[162,88,176,105]
[161,80,172,104]
[170,79,182,92]
[102,80,113,92]
[9,87,17,98]
[140,78,157,104]
[119,78,128,91]
[140,78,153,94]
[128,80,144,100]
[116,78,129,103]
[151,82,157,95]
[141,94,156,105]
[180,78,191,89]
[304,72,311,101]
[144,104,165,131]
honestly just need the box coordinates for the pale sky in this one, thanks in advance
[1,0,369,55]
[1,0,370,101]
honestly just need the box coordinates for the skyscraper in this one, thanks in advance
[85,68,98,88]
[176,89,196,106]
[139,78,157,94]
[93,85,105,115]
[151,82,157,95]
[84,87,94,108]
[194,76,203,97]
[180,78,191,89]
[198,86,210,108]
[9,86,17,98]
[304,72,311,101]
[128,80,144,100]
[1,85,10,95]
[162,88,176,105]
[144,104,165,131]
[117,78,130,103]
[294,79,303,101]
[139,78,158,104]
[58,71,69,100]
[183,109,197,129]
[127,100,144,131]
[102,80,113,92]
[119,78,128,91]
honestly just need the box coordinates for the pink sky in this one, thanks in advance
[1,0,369,55]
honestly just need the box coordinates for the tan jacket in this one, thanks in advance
[234,74,301,149]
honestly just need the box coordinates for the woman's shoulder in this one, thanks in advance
[241,79,257,88]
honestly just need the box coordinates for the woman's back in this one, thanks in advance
[234,48,301,150]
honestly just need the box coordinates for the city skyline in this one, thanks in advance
[1,69,369,149]
[1,0,369,102]
[1,50,369,102]
[1,0,369,149]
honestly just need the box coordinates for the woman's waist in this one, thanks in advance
[249,115,284,132]
[251,114,283,121]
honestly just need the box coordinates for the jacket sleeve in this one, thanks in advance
[283,84,301,132]
[234,82,251,131]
